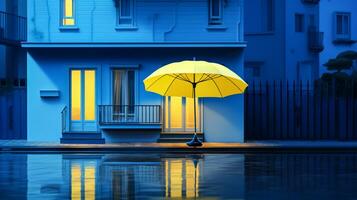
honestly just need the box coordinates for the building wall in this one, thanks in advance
[27,0,243,43]
[244,0,286,82]
[319,0,357,75]
[27,48,244,142]
[284,0,319,81]
[0,0,27,139]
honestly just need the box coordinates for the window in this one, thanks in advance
[244,62,263,81]
[61,0,75,26]
[112,69,136,115]
[295,14,304,32]
[116,0,135,27]
[263,0,274,31]
[335,12,351,40]
[209,0,223,25]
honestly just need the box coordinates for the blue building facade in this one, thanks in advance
[244,0,357,83]
[24,0,246,143]
[0,0,27,139]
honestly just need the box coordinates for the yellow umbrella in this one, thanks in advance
[144,60,248,146]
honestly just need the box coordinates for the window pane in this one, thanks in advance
[343,15,349,34]
[266,0,274,31]
[185,98,199,129]
[65,0,73,17]
[113,70,124,106]
[71,70,81,120]
[170,97,182,129]
[84,70,96,120]
[211,0,220,17]
[127,71,135,113]
[337,15,343,34]
[120,0,131,17]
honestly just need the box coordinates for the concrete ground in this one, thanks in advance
[1,140,357,153]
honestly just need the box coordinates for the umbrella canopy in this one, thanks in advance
[143,60,248,98]
[143,60,248,146]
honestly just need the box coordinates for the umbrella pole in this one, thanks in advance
[187,76,203,146]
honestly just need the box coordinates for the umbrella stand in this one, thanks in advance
[187,74,203,147]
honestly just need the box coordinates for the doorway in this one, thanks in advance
[70,69,97,132]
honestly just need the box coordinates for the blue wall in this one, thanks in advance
[27,0,244,43]
[27,48,244,142]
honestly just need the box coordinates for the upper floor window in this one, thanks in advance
[263,0,274,32]
[335,12,351,40]
[61,0,75,26]
[209,0,223,25]
[295,14,304,32]
[115,0,135,27]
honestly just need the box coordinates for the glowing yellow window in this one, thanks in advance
[71,70,81,120]
[63,0,75,26]
[84,70,96,120]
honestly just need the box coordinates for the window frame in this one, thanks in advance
[334,12,351,40]
[208,0,223,25]
[116,0,136,29]
[60,0,77,27]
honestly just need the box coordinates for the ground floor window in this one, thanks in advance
[164,96,201,133]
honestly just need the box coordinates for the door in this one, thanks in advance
[70,69,97,132]
[164,96,201,132]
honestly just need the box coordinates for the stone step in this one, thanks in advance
[158,132,204,143]
[61,132,105,144]
[60,138,105,144]
[62,132,103,139]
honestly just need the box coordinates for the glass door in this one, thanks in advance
[70,69,97,132]
[164,97,200,132]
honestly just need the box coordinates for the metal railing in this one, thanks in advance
[61,106,68,133]
[308,27,324,53]
[98,105,162,125]
[0,11,27,45]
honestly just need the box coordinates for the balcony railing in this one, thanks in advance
[308,27,324,53]
[98,105,162,125]
[0,11,27,46]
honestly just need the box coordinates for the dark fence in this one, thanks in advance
[98,105,162,125]
[0,11,27,45]
[244,80,357,140]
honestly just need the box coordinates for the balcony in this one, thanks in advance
[98,105,162,129]
[0,11,27,46]
[308,27,324,53]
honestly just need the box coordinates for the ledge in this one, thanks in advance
[40,90,60,98]
[115,26,138,31]
[206,25,228,30]
[59,26,80,31]
[22,42,247,48]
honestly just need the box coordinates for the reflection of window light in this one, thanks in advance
[165,159,200,198]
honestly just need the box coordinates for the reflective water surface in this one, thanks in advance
[1,153,357,199]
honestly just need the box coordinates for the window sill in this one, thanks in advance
[115,26,138,31]
[245,31,275,36]
[206,25,227,30]
[59,26,80,31]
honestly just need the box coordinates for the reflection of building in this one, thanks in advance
[63,155,202,199]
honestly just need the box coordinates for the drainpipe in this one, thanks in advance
[163,0,179,41]
[91,0,97,42]
[45,0,51,42]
